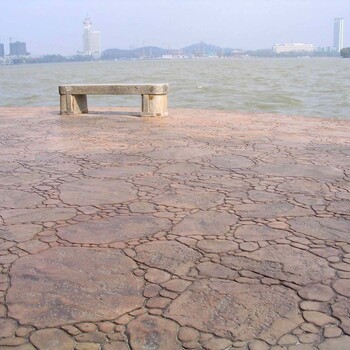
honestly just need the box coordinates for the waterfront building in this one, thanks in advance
[333,18,344,53]
[9,41,28,56]
[273,43,314,54]
[0,43,4,57]
[82,17,101,58]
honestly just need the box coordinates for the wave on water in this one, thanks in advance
[0,58,349,119]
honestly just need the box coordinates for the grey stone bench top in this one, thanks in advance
[59,84,169,95]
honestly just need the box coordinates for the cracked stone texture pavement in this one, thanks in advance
[0,106,349,350]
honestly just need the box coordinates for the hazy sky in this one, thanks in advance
[0,0,349,55]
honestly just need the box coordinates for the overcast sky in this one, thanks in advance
[0,0,349,55]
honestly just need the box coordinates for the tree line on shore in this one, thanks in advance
[6,42,346,64]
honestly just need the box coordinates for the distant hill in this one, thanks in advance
[102,42,234,60]
[181,42,223,56]
[103,46,170,60]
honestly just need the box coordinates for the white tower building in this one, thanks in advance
[333,18,344,53]
[82,17,101,58]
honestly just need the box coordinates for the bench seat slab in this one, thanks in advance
[59,84,168,96]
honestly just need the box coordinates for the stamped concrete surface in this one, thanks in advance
[0,106,349,350]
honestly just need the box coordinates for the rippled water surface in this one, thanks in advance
[1,58,349,118]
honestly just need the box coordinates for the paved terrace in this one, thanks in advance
[0,107,350,350]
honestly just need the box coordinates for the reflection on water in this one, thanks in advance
[0,58,349,119]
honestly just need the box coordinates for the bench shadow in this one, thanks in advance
[88,110,141,117]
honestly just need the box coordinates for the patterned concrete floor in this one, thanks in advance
[0,107,349,350]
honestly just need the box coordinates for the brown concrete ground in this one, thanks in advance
[0,106,349,350]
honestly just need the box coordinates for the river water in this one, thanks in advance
[0,58,349,119]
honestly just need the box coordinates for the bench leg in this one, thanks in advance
[141,94,168,117]
[60,95,68,115]
[72,94,88,114]
[60,94,88,115]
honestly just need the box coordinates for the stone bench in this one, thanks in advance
[59,83,168,117]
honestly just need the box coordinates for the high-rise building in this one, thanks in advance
[0,43,4,57]
[9,41,28,56]
[83,17,92,54]
[333,18,344,53]
[82,17,101,58]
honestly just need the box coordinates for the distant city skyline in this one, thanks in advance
[0,0,349,56]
